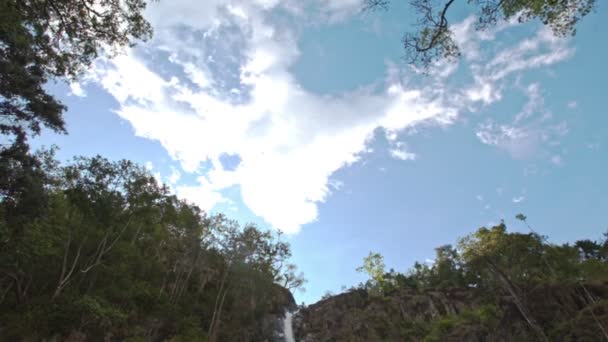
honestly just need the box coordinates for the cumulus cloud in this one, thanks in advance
[69,82,86,97]
[176,176,228,210]
[144,161,163,185]
[168,167,182,185]
[86,3,574,233]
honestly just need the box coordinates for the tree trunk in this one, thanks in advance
[0,277,13,305]
[484,257,548,342]
[210,287,230,342]
[208,262,231,341]
[580,284,608,340]
[52,234,83,301]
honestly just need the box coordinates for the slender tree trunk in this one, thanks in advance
[81,218,132,274]
[197,273,210,295]
[169,265,183,301]
[580,284,608,340]
[8,272,31,306]
[0,277,13,305]
[175,263,195,302]
[208,262,231,341]
[211,287,230,342]
[52,234,83,300]
[158,273,168,299]
[130,223,143,246]
[485,257,548,342]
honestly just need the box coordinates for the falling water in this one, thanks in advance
[282,310,296,342]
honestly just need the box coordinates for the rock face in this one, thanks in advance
[293,283,608,341]
[259,284,298,342]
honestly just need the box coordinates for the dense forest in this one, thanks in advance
[0,150,301,340]
[294,224,608,341]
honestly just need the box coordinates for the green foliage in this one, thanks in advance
[357,220,608,298]
[169,316,207,342]
[398,320,431,340]
[0,153,301,340]
[321,290,334,300]
[549,299,608,341]
[0,0,152,150]
[365,0,597,68]
[0,3,154,276]
[363,244,467,294]
[423,305,500,342]
[354,220,608,340]
[357,251,387,294]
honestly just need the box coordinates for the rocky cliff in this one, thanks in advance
[293,283,608,341]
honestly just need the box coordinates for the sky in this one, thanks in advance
[34,0,607,304]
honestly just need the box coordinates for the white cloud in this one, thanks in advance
[484,28,574,82]
[463,25,574,106]
[91,23,454,234]
[476,120,542,159]
[389,142,416,161]
[512,196,526,203]
[69,82,86,97]
[168,166,182,185]
[390,148,417,161]
[476,195,483,201]
[143,161,163,185]
[475,80,569,160]
[451,15,520,62]
[567,100,577,109]
[515,83,544,123]
[176,176,227,210]
[87,5,574,234]
[328,179,345,191]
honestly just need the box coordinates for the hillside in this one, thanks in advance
[294,283,608,341]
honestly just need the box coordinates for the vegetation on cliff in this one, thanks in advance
[295,223,608,341]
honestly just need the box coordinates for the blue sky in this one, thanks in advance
[34,0,607,304]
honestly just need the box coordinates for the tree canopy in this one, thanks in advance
[0,0,152,150]
[365,0,597,68]
[356,220,608,340]
[0,151,304,341]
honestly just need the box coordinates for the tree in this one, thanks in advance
[365,0,597,68]
[1,152,303,340]
[0,0,152,149]
[357,251,386,293]
[575,239,603,260]
[430,244,465,288]
[280,263,307,292]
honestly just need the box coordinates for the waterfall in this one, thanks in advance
[282,310,296,342]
